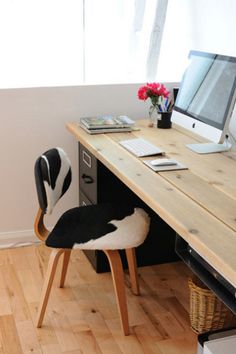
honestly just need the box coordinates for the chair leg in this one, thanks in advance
[59,249,71,288]
[103,250,129,336]
[125,248,140,295]
[36,248,64,328]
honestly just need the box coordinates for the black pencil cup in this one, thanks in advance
[157,112,172,129]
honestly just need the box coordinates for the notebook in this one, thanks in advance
[143,159,188,172]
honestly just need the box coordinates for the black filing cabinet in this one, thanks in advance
[79,142,178,273]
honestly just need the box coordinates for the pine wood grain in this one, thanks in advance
[0,244,197,353]
[0,315,23,354]
[66,120,236,288]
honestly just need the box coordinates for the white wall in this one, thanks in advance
[189,0,236,140]
[0,83,156,239]
[189,0,236,57]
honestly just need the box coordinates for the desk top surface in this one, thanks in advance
[67,120,236,287]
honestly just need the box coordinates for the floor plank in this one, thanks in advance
[0,315,24,354]
[0,244,198,353]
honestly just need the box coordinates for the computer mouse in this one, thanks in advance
[150,158,177,166]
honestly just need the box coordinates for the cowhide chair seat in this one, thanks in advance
[34,147,150,335]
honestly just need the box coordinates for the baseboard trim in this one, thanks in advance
[0,229,40,249]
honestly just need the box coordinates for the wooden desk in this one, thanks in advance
[67,120,236,296]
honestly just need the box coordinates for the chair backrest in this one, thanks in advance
[34,147,72,214]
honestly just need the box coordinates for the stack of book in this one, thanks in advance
[79,115,135,134]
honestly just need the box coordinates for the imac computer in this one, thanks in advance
[172,50,236,154]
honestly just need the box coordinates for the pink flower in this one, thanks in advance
[137,82,170,102]
[137,85,149,100]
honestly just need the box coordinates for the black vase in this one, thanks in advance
[157,112,172,129]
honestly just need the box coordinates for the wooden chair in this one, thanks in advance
[34,147,150,335]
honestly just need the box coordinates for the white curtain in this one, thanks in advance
[146,0,169,81]
[84,0,160,84]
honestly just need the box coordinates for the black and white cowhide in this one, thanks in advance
[34,147,71,214]
[35,147,150,250]
[46,203,150,250]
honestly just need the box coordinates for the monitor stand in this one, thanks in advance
[186,142,231,154]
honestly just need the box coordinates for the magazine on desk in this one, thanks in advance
[79,122,133,134]
[80,115,135,129]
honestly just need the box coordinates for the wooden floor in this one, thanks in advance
[0,244,197,354]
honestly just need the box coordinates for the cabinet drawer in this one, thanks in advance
[79,191,110,272]
[79,191,92,206]
[79,144,97,203]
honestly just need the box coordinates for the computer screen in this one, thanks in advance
[172,50,236,153]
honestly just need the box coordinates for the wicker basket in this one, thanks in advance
[188,276,236,334]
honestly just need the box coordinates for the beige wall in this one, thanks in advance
[0,83,176,240]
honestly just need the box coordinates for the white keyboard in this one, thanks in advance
[119,138,164,157]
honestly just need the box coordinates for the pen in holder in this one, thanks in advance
[157,111,172,129]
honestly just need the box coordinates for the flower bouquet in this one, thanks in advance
[138,82,173,127]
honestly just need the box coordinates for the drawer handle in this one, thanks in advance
[82,150,92,168]
[82,173,94,184]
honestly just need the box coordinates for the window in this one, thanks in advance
[84,0,158,84]
[0,0,84,88]
[157,0,192,82]
[0,0,191,88]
